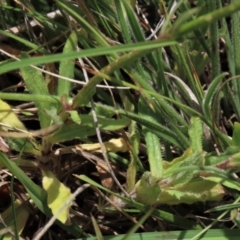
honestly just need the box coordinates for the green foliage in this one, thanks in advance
[1,0,240,239]
[57,32,78,97]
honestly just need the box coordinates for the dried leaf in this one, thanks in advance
[96,161,115,190]
[77,138,128,153]
[0,137,9,153]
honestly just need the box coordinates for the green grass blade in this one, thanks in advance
[208,1,220,80]
[0,92,60,103]
[114,0,132,44]
[201,73,228,122]
[114,108,183,148]
[0,152,47,208]
[56,0,110,49]
[0,39,177,75]
[138,97,163,180]
[172,1,240,38]
[78,229,240,240]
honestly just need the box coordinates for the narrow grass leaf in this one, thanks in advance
[74,229,240,240]
[121,208,154,240]
[0,40,177,75]
[231,5,240,114]
[128,0,136,8]
[207,202,240,213]
[114,0,132,44]
[174,1,240,38]
[78,115,130,130]
[94,103,183,148]
[202,73,228,121]
[91,215,104,240]
[0,93,60,104]
[204,175,240,192]
[118,108,183,148]
[56,0,110,49]
[121,0,145,42]
[0,152,47,211]
[126,122,141,192]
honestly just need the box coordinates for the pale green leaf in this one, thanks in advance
[42,169,72,224]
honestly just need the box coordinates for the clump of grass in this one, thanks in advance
[1,0,240,239]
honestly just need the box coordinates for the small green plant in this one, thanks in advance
[1,0,240,239]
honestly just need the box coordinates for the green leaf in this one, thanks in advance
[138,97,163,180]
[158,179,225,205]
[174,1,240,38]
[57,32,78,97]
[171,8,201,35]
[69,111,81,124]
[0,152,47,211]
[42,169,73,224]
[0,40,176,76]
[188,117,203,152]
[134,172,161,205]
[116,108,183,148]
[7,138,42,156]
[163,150,205,187]
[201,72,227,121]
[46,124,95,144]
[204,174,240,192]
[20,55,59,128]
[126,122,141,192]
[46,116,130,144]
[144,131,163,181]
[78,114,130,131]
[232,122,240,147]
